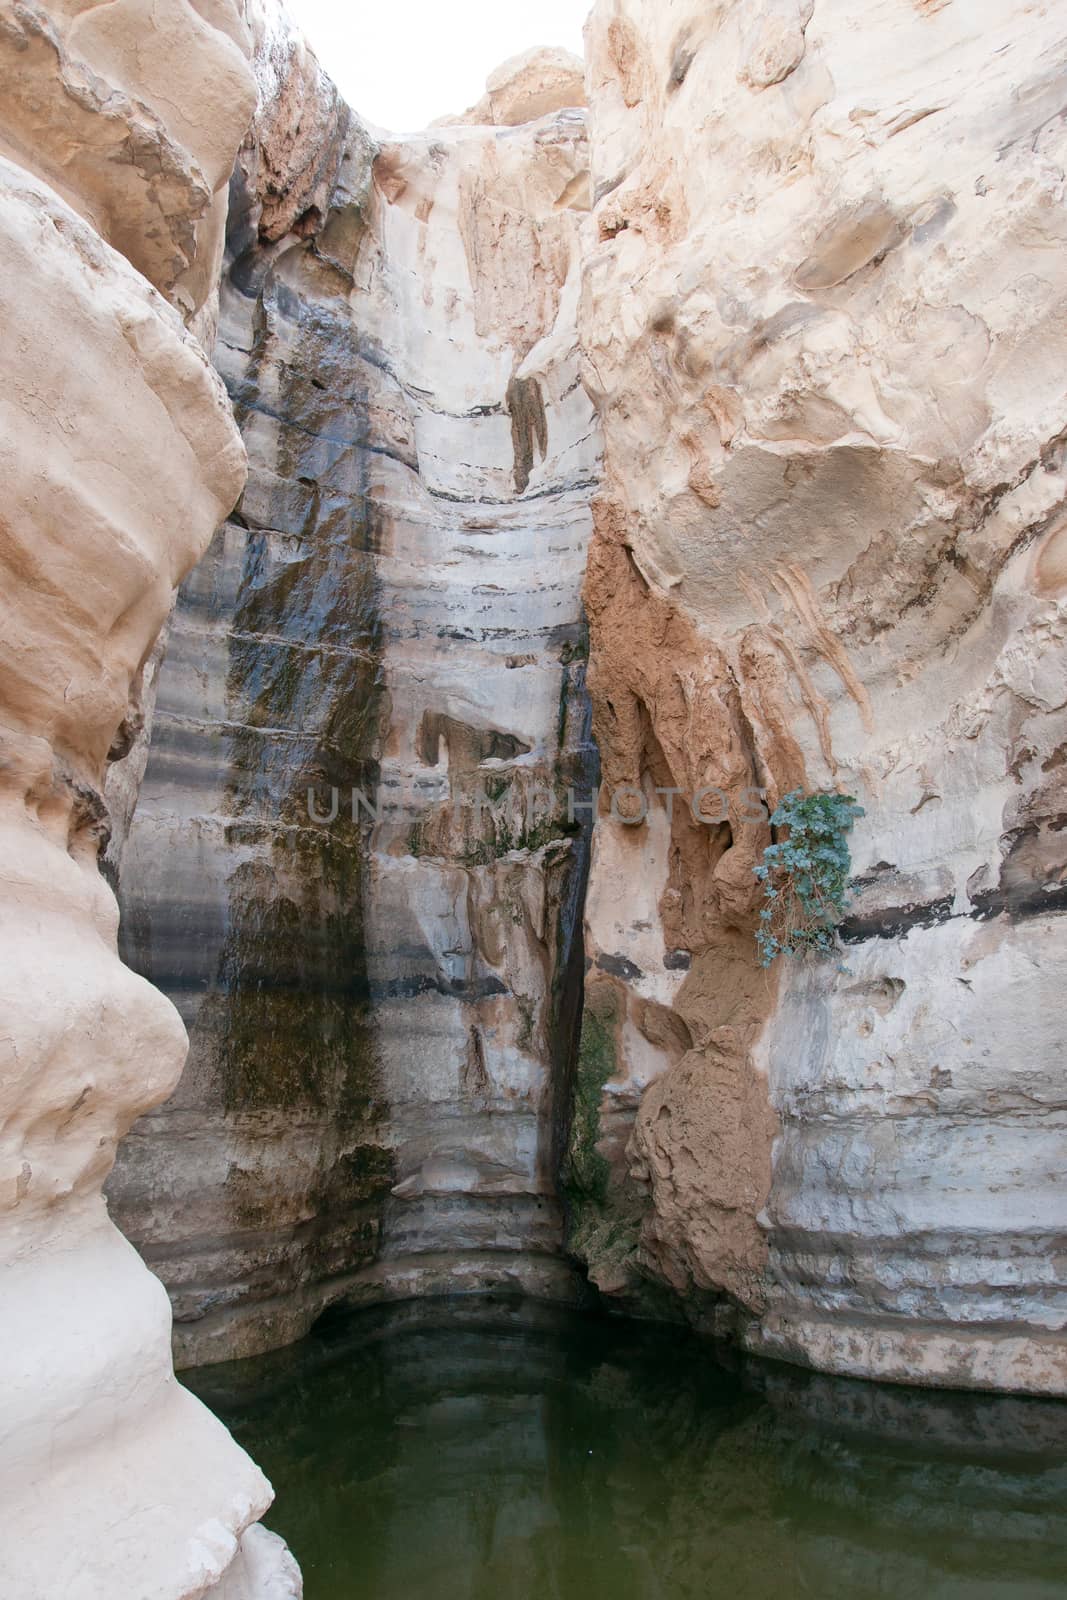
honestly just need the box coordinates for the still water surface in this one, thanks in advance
[187,1300,1067,1600]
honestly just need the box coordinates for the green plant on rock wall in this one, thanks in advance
[754,789,864,967]
[563,1003,615,1210]
[562,998,648,1298]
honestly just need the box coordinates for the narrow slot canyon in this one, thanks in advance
[104,43,600,1364]
[0,1,1065,1597]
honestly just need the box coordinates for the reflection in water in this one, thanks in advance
[186,1300,1067,1600]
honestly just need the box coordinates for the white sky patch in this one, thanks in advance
[283,0,591,134]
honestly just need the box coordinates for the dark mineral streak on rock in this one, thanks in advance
[107,152,395,1368]
[596,951,644,981]
[108,39,602,1364]
[840,895,956,942]
[507,374,548,494]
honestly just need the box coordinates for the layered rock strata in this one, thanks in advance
[573,0,1067,1394]
[52,0,1065,1411]
[107,29,599,1364]
[363,108,597,1319]
[0,1,299,1593]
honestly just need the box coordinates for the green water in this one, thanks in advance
[187,1300,1067,1600]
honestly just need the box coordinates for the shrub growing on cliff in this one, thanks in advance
[754,789,864,967]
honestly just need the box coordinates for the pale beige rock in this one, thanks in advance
[352,109,597,1330]
[485,46,587,124]
[0,0,256,315]
[442,46,587,127]
[0,13,297,1592]
[241,0,352,241]
[577,0,1067,1393]
[9,0,1057,1492]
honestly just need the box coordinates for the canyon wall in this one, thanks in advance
[106,22,600,1366]
[25,0,1059,1434]
[572,0,1067,1394]
[0,1,299,1595]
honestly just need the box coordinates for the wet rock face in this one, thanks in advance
[108,90,396,1365]
[108,20,600,1363]
[574,0,1067,1392]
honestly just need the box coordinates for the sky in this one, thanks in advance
[284,0,591,133]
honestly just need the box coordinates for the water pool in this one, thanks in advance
[186,1300,1067,1600]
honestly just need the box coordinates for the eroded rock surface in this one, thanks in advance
[0,0,256,326]
[107,17,600,1364]
[573,0,1067,1394]
[363,109,597,1322]
[36,0,1062,1427]
[0,47,299,1600]
[444,47,588,128]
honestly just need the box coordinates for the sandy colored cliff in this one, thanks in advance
[573,0,1067,1394]
[0,1,300,1594]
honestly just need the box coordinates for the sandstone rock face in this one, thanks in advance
[0,0,256,326]
[445,47,588,128]
[0,6,299,1595]
[361,113,597,1322]
[107,16,600,1365]
[574,0,1067,1393]
[30,0,1058,1438]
